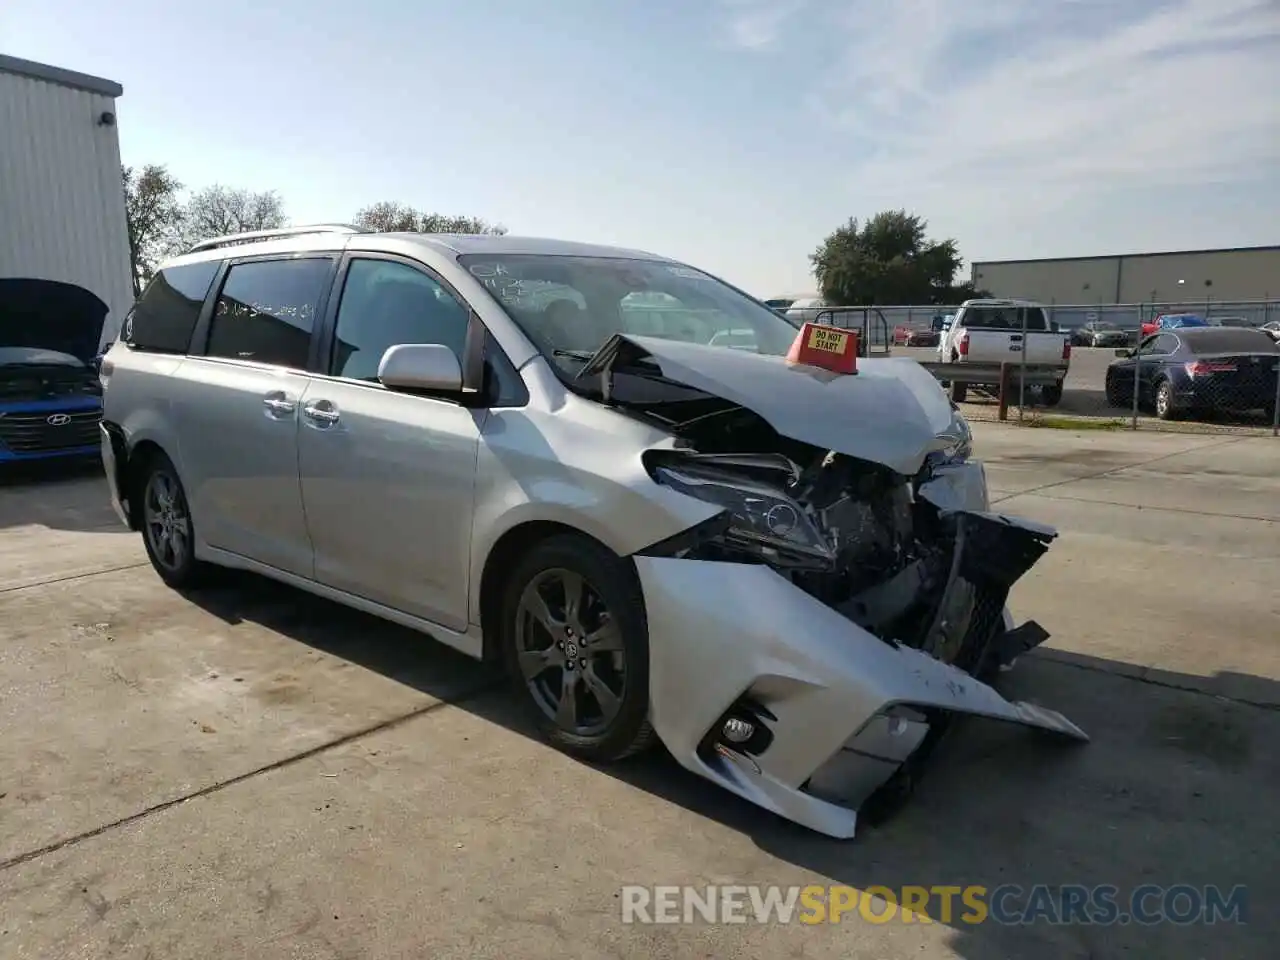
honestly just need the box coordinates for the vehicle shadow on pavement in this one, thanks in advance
[183,574,1279,960]
[960,387,1113,421]
[0,457,129,532]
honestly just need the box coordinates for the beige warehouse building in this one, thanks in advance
[971,245,1279,305]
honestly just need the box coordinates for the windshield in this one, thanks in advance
[1181,329,1279,353]
[1091,321,1120,331]
[458,254,801,370]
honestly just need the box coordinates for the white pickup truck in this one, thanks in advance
[936,298,1071,405]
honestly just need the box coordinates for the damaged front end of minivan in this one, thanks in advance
[579,333,1087,839]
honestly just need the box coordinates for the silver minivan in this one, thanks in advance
[100,225,1084,839]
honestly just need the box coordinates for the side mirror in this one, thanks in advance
[377,343,463,393]
[1114,348,1132,358]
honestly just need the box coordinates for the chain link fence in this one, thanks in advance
[792,300,1280,436]
[846,298,1279,336]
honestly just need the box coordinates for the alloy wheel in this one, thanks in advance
[514,568,626,737]
[143,470,191,572]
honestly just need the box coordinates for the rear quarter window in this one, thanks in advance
[125,261,219,353]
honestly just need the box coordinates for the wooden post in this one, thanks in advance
[997,362,1013,421]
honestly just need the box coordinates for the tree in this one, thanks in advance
[939,280,994,302]
[174,185,287,251]
[122,164,183,297]
[354,201,507,236]
[810,210,964,305]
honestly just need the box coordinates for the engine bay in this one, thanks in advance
[574,333,1056,675]
[643,428,1055,676]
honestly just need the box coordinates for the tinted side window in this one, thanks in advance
[484,331,529,407]
[1022,307,1047,331]
[125,261,219,353]
[331,259,470,381]
[206,258,331,368]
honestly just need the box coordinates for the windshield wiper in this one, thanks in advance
[552,349,598,361]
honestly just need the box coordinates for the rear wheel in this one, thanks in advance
[947,352,968,403]
[499,534,655,762]
[1041,382,1063,407]
[1154,379,1180,420]
[138,453,206,589]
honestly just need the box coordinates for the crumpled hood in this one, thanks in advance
[579,334,960,475]
[0,279,109,364]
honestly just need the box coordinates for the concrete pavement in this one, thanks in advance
[1,426,1276,959]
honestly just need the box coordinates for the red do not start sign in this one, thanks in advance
[786,322,859,375]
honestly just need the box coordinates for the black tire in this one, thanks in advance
[1104,374,1124,407]
[949,381,968,404]
[1041,383,1064,407]
[1154,379,1180,420]
[137,451,207,589]
[499,533,656,763]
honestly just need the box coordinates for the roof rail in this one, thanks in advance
[186,223,363,254]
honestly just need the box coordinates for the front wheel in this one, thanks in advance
[1104,374,1125,407]
[500,534,656,763]
[138,452,207,589]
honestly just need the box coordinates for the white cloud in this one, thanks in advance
[802,0,1280,210]
[715,0,809,50]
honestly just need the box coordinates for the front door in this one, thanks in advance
[1136,333,1177,401]
[297,255,484,631]
[173,255,337,577]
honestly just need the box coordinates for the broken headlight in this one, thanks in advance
[933,408,973,463]
[652,464,835,567]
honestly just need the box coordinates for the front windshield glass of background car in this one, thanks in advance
[457,254,801,372]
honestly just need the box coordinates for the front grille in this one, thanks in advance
[953,582,1006,675]
[0,409,102,452]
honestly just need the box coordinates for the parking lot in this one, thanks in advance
[2,423,1277,959]
[899,345,1280,431]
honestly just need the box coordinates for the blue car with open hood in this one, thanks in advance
[0,278,107,463]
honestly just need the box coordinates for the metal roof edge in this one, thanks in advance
[973,244,1280,268]
[0,53,123,98]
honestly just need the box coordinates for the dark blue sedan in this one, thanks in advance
[1105,327,1280,421]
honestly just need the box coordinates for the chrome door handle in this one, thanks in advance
[263,393,296,416]
[302,402,340,426]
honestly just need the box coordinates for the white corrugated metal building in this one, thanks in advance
[0,54,133,346]
[971,246,1280,305]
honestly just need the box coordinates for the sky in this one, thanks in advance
[3,0,1278,297]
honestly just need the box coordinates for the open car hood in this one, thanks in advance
[0,279,109,364]
[579,334,959,476]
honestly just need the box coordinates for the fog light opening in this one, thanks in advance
[700,699,777,764]
[721,716,755,744]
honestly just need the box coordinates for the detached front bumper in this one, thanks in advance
[636,526,1085,840]
[100,423,132,527]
